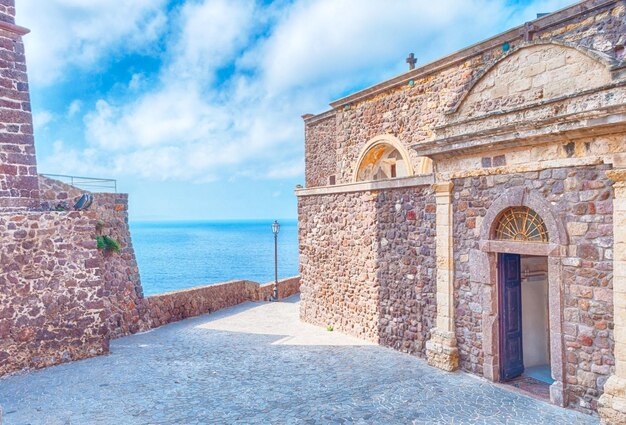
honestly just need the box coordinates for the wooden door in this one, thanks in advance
[499,253,524,381]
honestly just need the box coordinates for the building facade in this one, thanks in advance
[297,1,626,422]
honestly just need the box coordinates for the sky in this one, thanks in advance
[16,0,574,222]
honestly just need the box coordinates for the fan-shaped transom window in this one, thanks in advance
[356,144,409,182]
[495,207,548,243]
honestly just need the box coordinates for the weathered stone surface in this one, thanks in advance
[598,375,626,424]
[298,1,626,417]
[0,0,39,210]
[0,176,302,377]
[452,165,614,413]
[0,210,106,376]
[299,185,437,356]
[0,296,598,425]
[142,277,301,329]
[426,329,459,371]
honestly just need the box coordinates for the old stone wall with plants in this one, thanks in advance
[0,210,107,376]
[299,185,437,356]
[0,176,303,377]
[38,176,145,337]
[451,164,614,412]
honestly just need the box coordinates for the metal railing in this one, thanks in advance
[41,173,117,193]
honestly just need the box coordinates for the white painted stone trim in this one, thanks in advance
[294,175,434,197]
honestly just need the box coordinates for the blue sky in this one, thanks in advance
[17,0,573,221]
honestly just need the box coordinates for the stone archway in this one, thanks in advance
[473,187,568,406]
[353,135,433,182]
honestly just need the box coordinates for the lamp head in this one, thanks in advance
[272,220,280,235]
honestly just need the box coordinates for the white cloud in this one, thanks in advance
[17,0,168,85]
[67,100,82,117]
[164,0,257,85]
[33,110,53,130]
[37,140,108,176]
[29,0,574,183]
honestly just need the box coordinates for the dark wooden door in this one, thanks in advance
[499,253,524,381]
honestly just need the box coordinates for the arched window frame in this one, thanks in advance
[353,135,431,183]
[494,206,549,243]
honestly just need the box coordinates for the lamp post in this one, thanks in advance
[271,220,280,301]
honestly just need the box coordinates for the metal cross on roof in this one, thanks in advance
[406,53,417,70]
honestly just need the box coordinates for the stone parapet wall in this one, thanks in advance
[0,210,106,376]
[257,276,301,301]
[141,277,301,329]
[299,185,436,355]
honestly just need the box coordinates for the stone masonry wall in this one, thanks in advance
[299,185,437,356]
[299,190,380,340]
[37,176,146,338]
[452,164,614,412]
[94,193,146,338]
[0,210,107,376]
[142,277,301,329]
[304,113,337,188]
[303,2,626,188]
[0,2,39,210]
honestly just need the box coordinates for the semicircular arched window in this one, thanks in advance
[356,143,409,182]
[495,207,548,243]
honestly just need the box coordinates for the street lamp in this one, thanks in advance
[271,220,280,301]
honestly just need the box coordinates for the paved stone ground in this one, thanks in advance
[0,295,599,425]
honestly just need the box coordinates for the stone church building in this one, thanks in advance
[297,0,626,422]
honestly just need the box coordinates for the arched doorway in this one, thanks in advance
[494,208,551,387]
[477,188,568,406]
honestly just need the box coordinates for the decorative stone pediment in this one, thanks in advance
[414,42,626,158]
[450,42,616,119]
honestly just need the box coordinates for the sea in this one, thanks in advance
[130,220,300,296]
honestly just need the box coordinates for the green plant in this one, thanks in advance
[96,235,121,253]
[326,325,334,332]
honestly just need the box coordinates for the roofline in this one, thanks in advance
[315,0,616,113]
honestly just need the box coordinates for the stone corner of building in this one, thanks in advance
[599,375,626,425]
[425,329,460,372]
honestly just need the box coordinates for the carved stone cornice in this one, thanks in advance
[0,20,29,36]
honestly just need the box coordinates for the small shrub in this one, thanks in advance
[96,235,121,253]
[326,325,334,332]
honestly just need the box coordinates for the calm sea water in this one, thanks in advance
[130,220,300,296]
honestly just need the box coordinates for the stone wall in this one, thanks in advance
[302,2,626,188]
[299,185,437,355]
[304,113,336,188]
[299,1,626,416]
[94,192,146,338]
[142,277,301,329]
[0,210,107,376]
[38,176,145,338]
[452,164,614,412]
[0,175,303,377]
[0,0,39,210]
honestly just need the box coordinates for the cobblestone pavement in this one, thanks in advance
[0,295,599,425]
